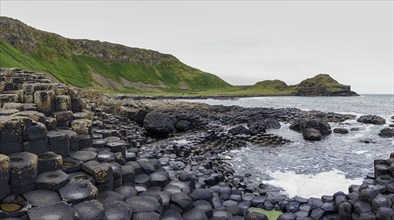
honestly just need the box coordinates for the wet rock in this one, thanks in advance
[277,213,296,220]
[121,164,135,185]
[27,202,78,220]
[371,195,391,211]
[58,129,79,152]
[213,210,233,219]
[303,128,322,141]
[337,202,352,220]
[290,118,331,136]
[59,180,98,203]
[126,196,163,214]
[333,128,349,134]
[0,194,32,218]
[36,170,70,191]
[353,201,372,215]
[162,209,183,220]
[102,200,132,220]
[23,139,48,155]
[182,208,209,220]
[190,188,213,203]
[9,152,38,194]
[171,192,193,211]
[193,200,214,218]
[357,115,385,125]
[70,150,97,162]
[379,128,394,138]
[149,170,170,188]
[248,119,280,133]
[62,157,83,173]
[114,186,137,200]
[72,200,105,220]
[376,207,394,220]
[143,112,175,137]
[23,190,61,207]
[106,141,127,155]
[228,125,253,135]
[37,152,62,173]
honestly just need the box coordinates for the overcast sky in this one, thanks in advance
[1,0,393,94]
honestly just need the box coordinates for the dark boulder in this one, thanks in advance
[228,125,252,135]
[379,128,394,138]
[143,112,175,137]
[290,118,331,136]
[357,115,385,125]
[333,128,349,134]
[303,128,322,141]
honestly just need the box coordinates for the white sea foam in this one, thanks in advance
[263,170,362,198]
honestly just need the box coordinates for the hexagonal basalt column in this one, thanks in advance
[71,119,93,136]
[0,194,32,218]
[0,117,22,154]
[8,152,38,194]
[47,131,70,158]
[37,151,63,173]
[34,90,54,116]
[22,122,48,155]
[53,111,73,127]
[59,180,98,204]
[27,202,79,220]
[0,154,10,200]
[54,95,71,111]
[36,170,70,191]
[82,161,113,185]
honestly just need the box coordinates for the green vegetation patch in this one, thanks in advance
[248,207,283,220]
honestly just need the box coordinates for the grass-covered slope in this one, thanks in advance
[239,74,357,96]
[0,16,234,93]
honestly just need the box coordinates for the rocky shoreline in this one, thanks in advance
[0,68,393,220]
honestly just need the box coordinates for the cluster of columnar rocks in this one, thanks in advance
[1,68,393,220]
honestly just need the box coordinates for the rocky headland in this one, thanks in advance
[0,68,393,220]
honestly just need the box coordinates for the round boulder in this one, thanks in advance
[143,112,175,137]
[357,115,385,125]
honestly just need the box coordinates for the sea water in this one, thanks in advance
[186,95,394,198]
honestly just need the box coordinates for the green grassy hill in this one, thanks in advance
[0,16,357,96]
[0,16,234,93]
[239,74,358,96]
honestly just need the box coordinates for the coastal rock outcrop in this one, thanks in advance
[357,115,386,125]
[0,68,391,220]
[379,128,394,138]
[247,118,280,134]
[290,119,331,140]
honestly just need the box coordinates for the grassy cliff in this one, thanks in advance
[0,16,234,93]
[0,16,357,96]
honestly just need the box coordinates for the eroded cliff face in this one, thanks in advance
[0,17,175,66]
